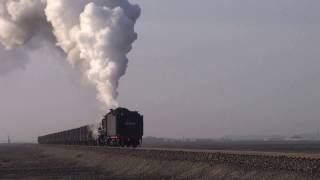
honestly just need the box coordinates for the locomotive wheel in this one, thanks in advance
[106,139,111,146]
[132,144,137,148]
[120,140,125,147]
[132,141,139,148]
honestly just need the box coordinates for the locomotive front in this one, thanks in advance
[99,107,144,147]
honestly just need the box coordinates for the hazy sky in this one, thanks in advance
[1,0,320,142]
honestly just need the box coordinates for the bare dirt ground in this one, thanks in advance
[0,144,108,180]
[40,145,320,180]
[1,144,320,180]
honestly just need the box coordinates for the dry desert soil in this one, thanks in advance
[0,144,110,179]
[0,144,319,180]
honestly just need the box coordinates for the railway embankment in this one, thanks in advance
[40,145,320,180]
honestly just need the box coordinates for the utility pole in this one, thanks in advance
[7,135,10,144]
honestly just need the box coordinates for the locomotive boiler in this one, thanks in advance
[38,107,144,147]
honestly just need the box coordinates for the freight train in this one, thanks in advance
[38,107,143,147]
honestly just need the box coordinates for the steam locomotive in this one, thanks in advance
[38,107,143,147]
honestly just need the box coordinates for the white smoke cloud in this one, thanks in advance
[0,0,140,108]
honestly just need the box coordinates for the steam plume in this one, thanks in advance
[0,45,29,75]
[0,0,140,108]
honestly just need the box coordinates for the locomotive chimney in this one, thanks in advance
[110,109,114,115]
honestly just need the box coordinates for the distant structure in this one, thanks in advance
[7,135,11,144]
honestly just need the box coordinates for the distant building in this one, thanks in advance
[263,137,285,141]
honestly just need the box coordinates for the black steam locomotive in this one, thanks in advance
[38,107,143,147]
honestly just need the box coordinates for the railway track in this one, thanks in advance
[56,144,320,159]
[44,144,320,176]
